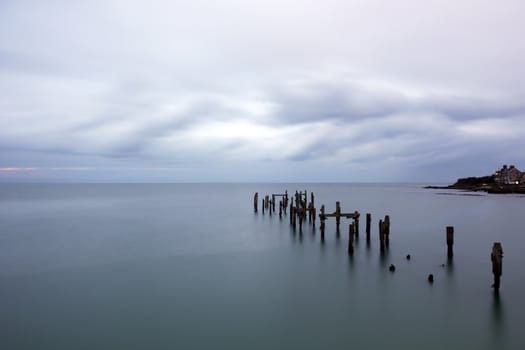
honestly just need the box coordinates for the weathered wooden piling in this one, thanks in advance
[354,211,360,236]
[348,223,355,255]
[335,201,341,231]
[446,226,454,257]
[366,213,371,241]
[384,215,390,246]
[254,192,258,213]
[289,204,293,225]
[262,198,265,214]
[491,243,503,291]
[272,195,276,212]
[320,205,326,239]
[279,200,282,218]
[379,219,385,251]
[269,200,272,216]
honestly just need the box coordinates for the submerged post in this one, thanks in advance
[366,213,371,241]
[446,226,454,257]
[262,198,265,215]
[491,243,503,291]
[279,200,282,218]
[254,192,258,213]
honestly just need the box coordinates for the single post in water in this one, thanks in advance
[354,211,360,236]
[491,243,503,292]
[379,219,385,252]
[384,215,390,247]
[348,223,355,255]
[335,201,341,231]
[254,192,258,213]
[446,226,454,257]
[320,205,326,239]
[366,213,371,241]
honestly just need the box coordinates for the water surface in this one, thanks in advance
[1,184,523,349]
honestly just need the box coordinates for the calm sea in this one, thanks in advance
[1,183,524,349]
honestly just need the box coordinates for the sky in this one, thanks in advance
[1,0,525,182]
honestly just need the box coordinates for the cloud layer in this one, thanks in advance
[1,0,525,182]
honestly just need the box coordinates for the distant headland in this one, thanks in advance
[426,164,525,194]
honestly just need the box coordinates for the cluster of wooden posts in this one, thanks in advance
[253,191,503,292]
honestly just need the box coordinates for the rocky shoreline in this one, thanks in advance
[425,175,525,194]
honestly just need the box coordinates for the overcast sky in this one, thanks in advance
[1,0,524,182]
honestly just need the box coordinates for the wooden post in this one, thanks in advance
[320,205,326,239]
[384,215,390,247]
[366,213,371,241]
[269,200,272,217]
[491,243,503,291]
[262,199,265,214]
[254,192,258,213]
[446,226,454,257]
[335,201,341,231]
[348,223,354,255]
[379,219,385,252]
[279,200,282,218]
[304,190,308,207]
[284,190,288,208]
[299,212,303,232]
[289,205,293,225]
[272,195,276,212]
[354,211,360,236]
[312,207,316,226]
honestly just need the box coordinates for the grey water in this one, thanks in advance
[1,183,524,349]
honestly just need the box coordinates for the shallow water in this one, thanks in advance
[1,183,524,349]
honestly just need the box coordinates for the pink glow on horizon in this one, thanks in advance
[0,167,36,172]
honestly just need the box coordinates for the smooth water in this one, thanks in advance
[1,183,524,349]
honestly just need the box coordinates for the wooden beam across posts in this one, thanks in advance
[318,203,360,234]
[446,226,454,257]
[254,192,258,213]
[491,243,503,291]
[366,213,371,241]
